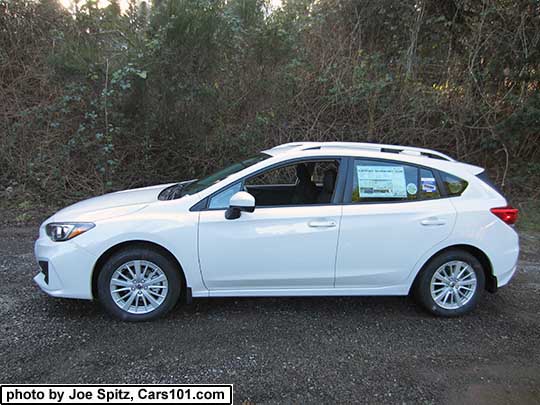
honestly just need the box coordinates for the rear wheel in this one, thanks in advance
[97,247,181,321]
[415,249,485,317]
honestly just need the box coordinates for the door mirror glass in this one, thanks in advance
[225,191,255,220]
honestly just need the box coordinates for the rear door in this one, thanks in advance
[335,158,456,288]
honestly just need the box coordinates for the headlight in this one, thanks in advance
[45,223,95,242]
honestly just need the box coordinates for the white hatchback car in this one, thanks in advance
[35,142,519,321]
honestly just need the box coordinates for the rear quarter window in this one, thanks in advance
[440,172,468,196]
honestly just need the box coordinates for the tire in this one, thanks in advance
[97,247,182,321]
[414,249,485,317]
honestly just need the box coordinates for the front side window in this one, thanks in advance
[351,159,419,203]
[208,182,243,209]
[245,160,341,207]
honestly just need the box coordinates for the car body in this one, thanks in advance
[34,142,519,320]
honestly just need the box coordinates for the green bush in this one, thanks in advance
[1,0,539,208]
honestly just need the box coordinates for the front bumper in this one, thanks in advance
[34,236,97,300]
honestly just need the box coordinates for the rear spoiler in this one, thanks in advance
[457,162,484,176]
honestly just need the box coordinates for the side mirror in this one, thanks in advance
[225,191,255,220]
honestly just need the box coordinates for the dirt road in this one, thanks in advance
[1,226,539,404]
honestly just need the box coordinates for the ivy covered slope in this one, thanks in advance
[1,0,539,212]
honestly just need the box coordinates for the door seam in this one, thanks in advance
[196,211,210,293]
[332,205,344,288]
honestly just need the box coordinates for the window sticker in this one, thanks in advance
[407,183,418,195]
[421,177,437,193]
[356,165,407,198]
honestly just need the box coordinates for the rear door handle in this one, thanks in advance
[308,220,337,228]
[420,217,446,226]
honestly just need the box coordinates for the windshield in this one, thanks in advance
[180,153,270,196]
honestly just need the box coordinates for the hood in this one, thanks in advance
[50,183,175,222]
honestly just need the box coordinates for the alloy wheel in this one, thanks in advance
[109,260,169,314]
[430,260,477,310]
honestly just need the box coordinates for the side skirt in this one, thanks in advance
[199,286,410,298]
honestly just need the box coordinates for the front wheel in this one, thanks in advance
[97,247,181,321]
[415,250,485,317]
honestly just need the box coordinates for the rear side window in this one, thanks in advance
[440,172,468,196]
[419,168,441,199]
[351,159,419,202]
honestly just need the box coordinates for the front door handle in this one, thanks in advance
[420,217,446,226]
[308,220,337,228]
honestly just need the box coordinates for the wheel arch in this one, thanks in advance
[410,244,496,295]
[91,240,188,300]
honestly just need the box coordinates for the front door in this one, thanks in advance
[198,158,343,292]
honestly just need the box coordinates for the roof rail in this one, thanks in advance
[266,141,455,162]
[263,142,320,155]
[313,142,455,162]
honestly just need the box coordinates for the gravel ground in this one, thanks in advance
[0,225,539,404]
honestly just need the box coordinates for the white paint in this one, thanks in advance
[34,141,519,315]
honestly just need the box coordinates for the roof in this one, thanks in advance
[263,142,456,162]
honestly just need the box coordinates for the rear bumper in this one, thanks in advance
[34,236,96,300]
[485,222,519,290]
[497,263,518,289]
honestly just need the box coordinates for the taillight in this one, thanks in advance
[490,206,518,225]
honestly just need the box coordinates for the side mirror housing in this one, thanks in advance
[225,191,255,220]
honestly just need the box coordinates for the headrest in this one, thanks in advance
[322,169,337,192]
[296,164,310,182]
